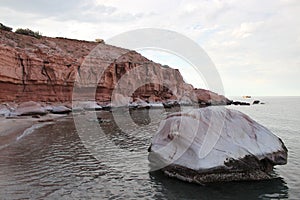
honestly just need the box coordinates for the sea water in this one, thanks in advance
[0,97,299,199]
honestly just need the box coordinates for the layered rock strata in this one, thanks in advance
[0,30,229,105]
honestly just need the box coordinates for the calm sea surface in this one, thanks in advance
[0,97,299,199]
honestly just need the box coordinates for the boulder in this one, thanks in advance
[76,101,102,111]
[13,101,47,116]
[163,100,180,108]
[134,98,150,109]
[253,100,260,105]
[51,105,72,114]
[0,104,11,117]
[148,107,287,184]
[149,102,164,109]
[44,105,54,112]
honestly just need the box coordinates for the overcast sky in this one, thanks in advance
[1,0,299,96]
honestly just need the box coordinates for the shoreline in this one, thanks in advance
[0,114,68,150]
[0,97,259,150]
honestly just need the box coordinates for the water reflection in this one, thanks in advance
[149,171,289,200]
[96,109,289,200]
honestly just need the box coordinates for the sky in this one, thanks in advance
[1,0,299,96]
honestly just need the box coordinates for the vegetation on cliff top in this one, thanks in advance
[15,28,42,39]
[0,23,13,32]
[1,22,42,39]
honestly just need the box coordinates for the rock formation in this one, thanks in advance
[0,29,230,105]
[148,107,287,184]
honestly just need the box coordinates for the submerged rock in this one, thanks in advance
[148,107,287,184]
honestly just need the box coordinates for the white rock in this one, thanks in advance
[0,104,11,117]
[13,101,47,116]
[44,105,53,112]
[149,103,164,108]
[76,101,102,110]
[51,105,72,114]
[148,107,287,183]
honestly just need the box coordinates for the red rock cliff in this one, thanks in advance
[0,30,229,104]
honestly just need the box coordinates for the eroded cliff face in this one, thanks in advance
[0,30,229,104]
[0,30,95,102]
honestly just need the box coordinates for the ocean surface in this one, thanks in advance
[0,97,299,199]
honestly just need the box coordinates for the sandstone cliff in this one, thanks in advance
[0,30,230,105]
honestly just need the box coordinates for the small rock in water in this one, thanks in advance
[253,100,260,105]
[163,100,180,108]
[148,107,287,184]
[232,101,250,106]
[51,105,72,114]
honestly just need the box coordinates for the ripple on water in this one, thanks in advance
[0,102,299,199]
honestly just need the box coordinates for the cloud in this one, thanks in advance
[0,0,299,95]
[0,0,84,16]
[232,21,264,39]
[137,50,208,89]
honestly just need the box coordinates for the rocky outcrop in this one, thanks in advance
[0,30,229,105]
[148,107,287,184]
[194,89,231,105]
[232,101,250,106]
